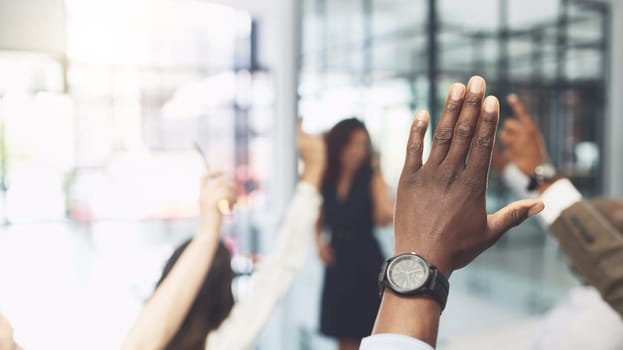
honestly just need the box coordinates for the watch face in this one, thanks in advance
[387,254,430,293]
[535,163,557,180]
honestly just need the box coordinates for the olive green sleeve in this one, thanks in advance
[550,201,623,317]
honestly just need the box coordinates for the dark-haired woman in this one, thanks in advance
[318,118,394,350]
[122,128,326,350]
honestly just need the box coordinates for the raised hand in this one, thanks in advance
[394,77,544,277]
[499,94,549,176]
[316,237,335,266]
[297,121,327,189]
[199,171,237,232]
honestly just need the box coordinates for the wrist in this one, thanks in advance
[395,242,453,278]
[373,290,441,346]
[526,162,557,192]
[537,176,561,194]
[519,158,547,177]
[193,226,220,247]
[200,211,222,229]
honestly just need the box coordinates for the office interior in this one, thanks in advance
[0,0,622,349]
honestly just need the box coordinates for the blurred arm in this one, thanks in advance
[205,181,322,350]
[0,314,20,350]
[371,172,394,227]
[121,223,220,350]
[122,172,232,350]
[537,177,623,316]
[550,201,623,317]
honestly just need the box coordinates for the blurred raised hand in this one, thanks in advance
[499,94,549,177]
[199,171,237,233]
[297,121,327,189]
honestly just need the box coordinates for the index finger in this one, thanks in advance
[507,94,535,126]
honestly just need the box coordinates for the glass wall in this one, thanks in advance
[0,53,69,223]
[0,1,279,348]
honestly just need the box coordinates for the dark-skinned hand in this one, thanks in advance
[394,76,544,277]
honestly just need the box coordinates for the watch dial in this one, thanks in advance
[536,163,557,179]
[542,164,557,178]
[388,255,429,292]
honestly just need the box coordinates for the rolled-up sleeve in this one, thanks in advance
[360,334,435,350]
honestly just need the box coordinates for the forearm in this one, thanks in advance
[550,201,623,316]
[301,163,323,191]
[122,221,220,350]
[372,292,441,347]
[0,314,16,350]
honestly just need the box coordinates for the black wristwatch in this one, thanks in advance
[527,162,557,191]
[378,253,450,311]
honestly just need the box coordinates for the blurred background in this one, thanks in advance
[0,0,621,349]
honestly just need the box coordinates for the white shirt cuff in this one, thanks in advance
[360,334,435,350]
[539,178,582,226]
[502,163,537,199]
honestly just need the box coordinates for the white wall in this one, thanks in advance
[0,0,66,55]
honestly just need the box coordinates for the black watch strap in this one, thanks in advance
[378,257,450,311]
[428,268,450,310]
[527,175,539,191]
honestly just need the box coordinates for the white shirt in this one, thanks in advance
[502,163,538,200]
[205,182,322,350]
[361,334,434,350]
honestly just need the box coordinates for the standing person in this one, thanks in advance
[318,118,394,350]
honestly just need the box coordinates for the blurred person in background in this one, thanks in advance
[317,118,394,350]
[122,126,326,350]
[497,94,623,349]
[0,314,22,350]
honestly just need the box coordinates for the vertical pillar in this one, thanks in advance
[427,0,438,126]
[605,1,623,197]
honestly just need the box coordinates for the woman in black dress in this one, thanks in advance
[317,118,394,350]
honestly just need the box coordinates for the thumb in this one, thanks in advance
[487,199,544,240]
